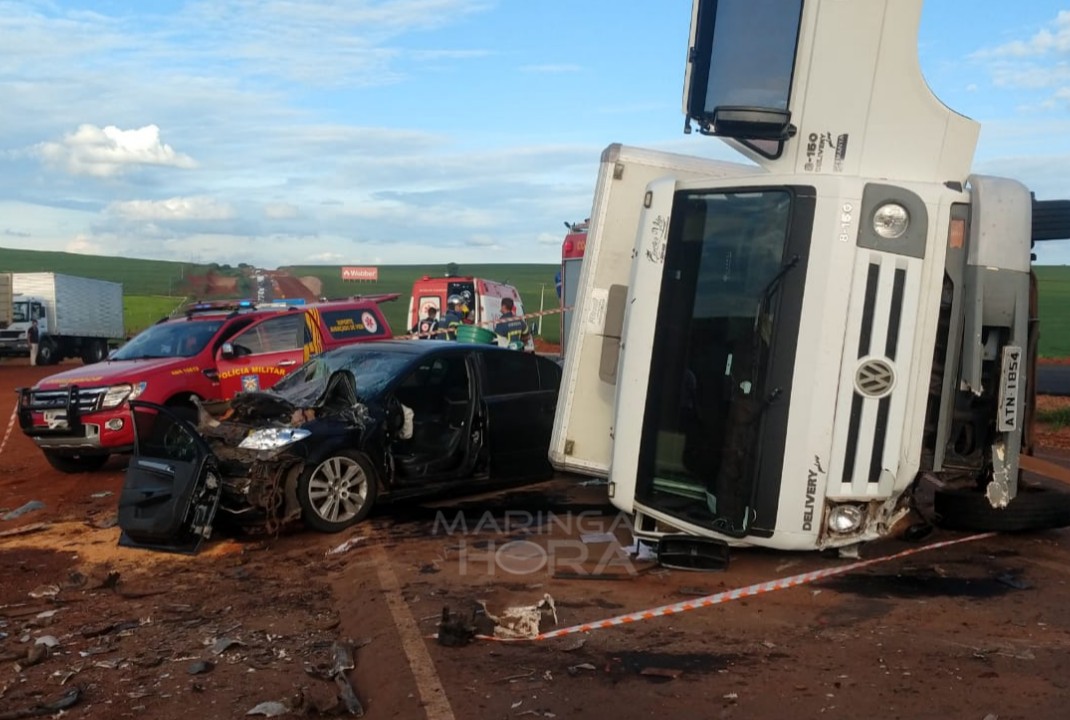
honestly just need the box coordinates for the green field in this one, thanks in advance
[6,245,1070,354]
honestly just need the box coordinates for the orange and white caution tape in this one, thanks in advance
[0,402,18,457]
[480,532,996,642]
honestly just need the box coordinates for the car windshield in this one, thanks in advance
[112,320,225,360]
[272,347,416,406]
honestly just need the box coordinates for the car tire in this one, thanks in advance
[297,450,378,533]
[934,484,1070,532]
[44,451,109,474]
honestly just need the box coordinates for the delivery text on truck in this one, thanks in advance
[551,0,1070,551]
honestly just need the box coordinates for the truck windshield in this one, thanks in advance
[12,301,29,323]
[636,188,800,536]
[112,320,225,360]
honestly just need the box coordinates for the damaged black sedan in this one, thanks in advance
[117,341,562,552]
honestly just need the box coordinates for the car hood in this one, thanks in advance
[35,358,199,389]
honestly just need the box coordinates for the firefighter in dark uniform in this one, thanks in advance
[441,296,465,340]
[494,298,531,350]
[411,306,440,339]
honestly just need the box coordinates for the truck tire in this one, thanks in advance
[35,338,59,366]
[81,339,108,364]
[44,451,110,474]
[934,484,1070,532]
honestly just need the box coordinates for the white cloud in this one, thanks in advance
[976,11,1070,58]
[106,196,235,221]
[264,202,300,219]
[467,234,497,247]
[536,231,561,246]
[65,235,104,255]
[34,124,197,178]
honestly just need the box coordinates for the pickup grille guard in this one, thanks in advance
[16,385,108,432]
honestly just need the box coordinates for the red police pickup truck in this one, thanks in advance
[18,297,396,472]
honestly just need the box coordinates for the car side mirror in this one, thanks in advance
[221,342,236,359]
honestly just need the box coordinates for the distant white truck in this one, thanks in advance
[0,272,124,365]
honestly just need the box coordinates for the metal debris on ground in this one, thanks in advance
[1,500,45,521]
[209,637,245,655]
[0,523,49,538]
[187,660,215,675]
[27,585,59,600]
[325,536,365,557]
[246,700,290,716]
[0,685,81,720]
[329,641,365,717]
[89,491,114,499]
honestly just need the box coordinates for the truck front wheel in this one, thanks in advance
[35,338,59,366]
[81,340,108,364]
[43,451,110,474]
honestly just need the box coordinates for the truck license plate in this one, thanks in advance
[43,410,69,429]
[997,345,1022,432]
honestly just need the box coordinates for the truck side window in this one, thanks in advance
[31,303,44,320]
[483,353,540,396]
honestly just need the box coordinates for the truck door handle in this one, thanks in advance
[277,360,297,367]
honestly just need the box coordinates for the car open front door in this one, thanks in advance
[117,400,221,554]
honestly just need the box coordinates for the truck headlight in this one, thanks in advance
[100,382,148,409]
[873,202,909,239]
[827,504,865,534]
[238,427,312,451]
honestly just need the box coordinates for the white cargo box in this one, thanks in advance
[13,272,124,339]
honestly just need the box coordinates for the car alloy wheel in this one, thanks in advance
[298,451,378,532]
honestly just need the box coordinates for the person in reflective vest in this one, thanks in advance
[411,306,440,339]
[494,298,531,350]
[441,296,465,340]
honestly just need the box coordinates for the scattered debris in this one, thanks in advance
[482,594,557,640]
[90,514,119,530]
[209,637,245,655]
[33,636,59,648]
[995,573,1031,590]
[558,637,586,653]
[566,663,597,676]
[325,536,365,557]
[1,500,45,521]
[81,619,139,638]
[89,491,114,499]
[329,641,365,717]
[437,606,478,647]
[0,522,49,538]
[96,571,121,590]
[639,667,683,680]
[188,660,215,675]
[246,700,290,717]
[0,685,81,720]
[578,478,608,487]
[15,644,48,670]
[27,585,59,600]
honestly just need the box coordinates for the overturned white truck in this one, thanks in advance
[552,0,1070,551]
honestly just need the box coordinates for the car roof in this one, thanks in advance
[323,339,521,359]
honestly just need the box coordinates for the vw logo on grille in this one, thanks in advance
[856,358,895,398]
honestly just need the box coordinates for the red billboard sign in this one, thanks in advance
[341,266,379,281]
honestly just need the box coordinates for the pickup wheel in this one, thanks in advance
[934,484,1070,532]
[43,451,109,474]
[297,451,378,533]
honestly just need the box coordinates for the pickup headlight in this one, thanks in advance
[238,427,312,451]
[100,382,148,409]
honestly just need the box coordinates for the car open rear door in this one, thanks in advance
[117,400,221,554]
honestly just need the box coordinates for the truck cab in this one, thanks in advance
[18,297,395,473]
[552,0,1070,551]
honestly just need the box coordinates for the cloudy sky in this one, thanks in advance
[1,1,1069,268]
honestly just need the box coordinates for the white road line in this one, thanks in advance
[372,543,456,720]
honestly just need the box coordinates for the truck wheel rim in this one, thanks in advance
[307,457,367,523]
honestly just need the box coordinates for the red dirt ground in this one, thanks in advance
[3,356,1070,719]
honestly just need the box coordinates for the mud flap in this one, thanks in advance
[118,401,221,554]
